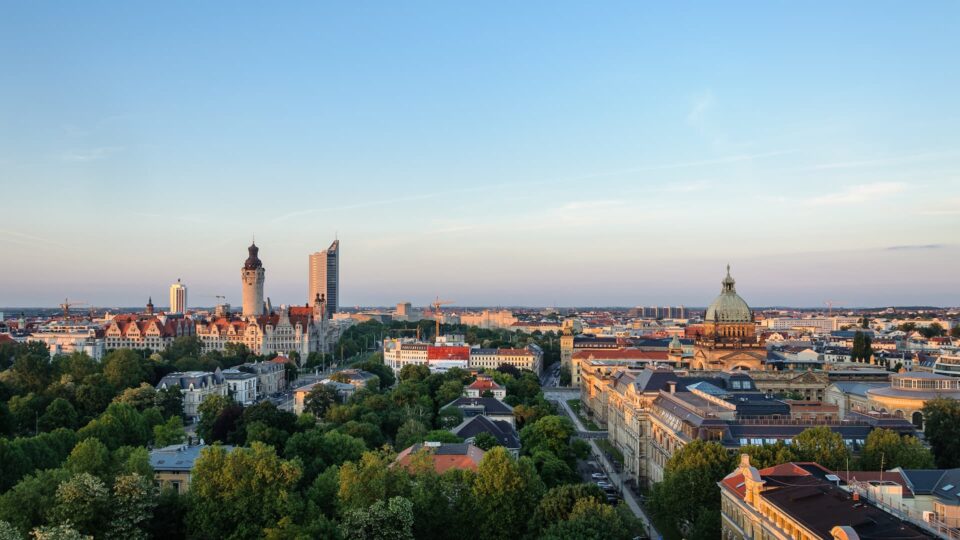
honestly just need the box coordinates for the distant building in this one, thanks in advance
[241,242,265,317]
[156,370,227,420]
[239,360,287,396]
[195,299,330,359]
[104,314,195,352]
[393,442,485,473]
[308,240,339,317]
[442,397,516,427]
[692,266,766,371]
[382,339,543,374]
[720,455,931,539]
[29,321,105,360]
[169,279,187,314]
[459,309,518,329]
[150,444,235,494]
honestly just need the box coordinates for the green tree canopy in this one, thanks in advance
[792,426,851,471]
[472,447,544,539]
[187,442,301,540]
[861,428,934,470]
[340,496,414,540]
[923,398,960,468]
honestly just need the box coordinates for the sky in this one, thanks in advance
[1,2,959,308]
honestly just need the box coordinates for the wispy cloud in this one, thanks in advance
[60,146,122,162]
[886,244,943,251]
[812,150,958,170]
[804,182,907,206]
[0,229,68,248]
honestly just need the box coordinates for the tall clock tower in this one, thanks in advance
[241,242,265,317]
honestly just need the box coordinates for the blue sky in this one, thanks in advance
[1,2,958,308]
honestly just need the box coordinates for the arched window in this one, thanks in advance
[912,411,924,429]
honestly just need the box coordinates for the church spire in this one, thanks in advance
[721,264,737,293]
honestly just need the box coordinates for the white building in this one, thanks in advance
[169,279,188,314]
[458,309,518,329]
[157,370,227,420]
[29,322,106,360]
[222,369,258,405]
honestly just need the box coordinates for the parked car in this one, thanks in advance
[596,481,614,489]
[591,472,607,480]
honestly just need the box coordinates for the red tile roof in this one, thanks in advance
[394,443,485,473]
[427,346,470,361]
[467,376,503,391]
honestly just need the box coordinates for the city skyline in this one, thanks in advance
[2,3,959,307]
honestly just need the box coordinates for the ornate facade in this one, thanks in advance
[692,266,766,371]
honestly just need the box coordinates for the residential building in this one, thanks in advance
[239,360,287,396]
[105,314,195,351]
[720,455,931,539]
[150,444,235,494]
[29,321,106,360]
[393,442,485,473]
[308,240,339,317]
[156,370,227,421]
[451,416,520,456]
[241,242,265,317]
[169,279,187,314]
[443,397,516,427]
[464,375,506,399]
[222,369,258,405]
[865,371,960,429]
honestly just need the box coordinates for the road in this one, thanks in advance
[540,361,561,388]
[554,396,661,539]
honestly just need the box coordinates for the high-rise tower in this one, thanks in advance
[169,279,187,314]
[242,242,265,317]
[308,239,339,318]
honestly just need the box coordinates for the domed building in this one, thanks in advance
[692,266,765,371]
[703,265,756,341]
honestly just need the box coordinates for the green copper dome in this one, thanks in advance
[704,265,752,323]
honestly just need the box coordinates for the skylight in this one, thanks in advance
[941,484,954,491]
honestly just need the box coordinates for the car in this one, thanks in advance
[591,472,607,480]
[596,481,614,489]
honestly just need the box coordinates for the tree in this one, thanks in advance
[793,426,851,470]
[861,428,934,470]
[102,350,146,390]
[951,326,960,339]
[649,440,734,539]
[196,394,232,443]
[77,403,154,450]
[472,447,544,538]
[65,438,111,478]
[520,415,575,461]
[154,386,183,419]
[113,384,157,411]
[49,473,110,536]
[399,364,430,382]
[338,449,409,511]
[10,345,53,394]
[472,432,500,451]
[924,398,960,468]
[0,469,71,533]
[529,483,605,534]
[30,524,90,540]
[850,331,874,363]
[340,497,415,540]
[152,415,186,447]
[106,473,157,540]
[394,419,428,449]
[919,323,945,339]
[436,407,463,430]
[435,380,463,407]
[187,442,301,540]
[304,384,340,418]
[38,399,78,432]
[540,498,635,540]
[559,366,571,387]
[737,441,798,469]
[285,429,366,484]
[164,336,202,361]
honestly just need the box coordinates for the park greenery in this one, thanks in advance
[0,330,639,539]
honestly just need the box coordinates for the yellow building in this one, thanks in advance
[720,455,931,539]
[866,371,960,429]
[149,444,235,494]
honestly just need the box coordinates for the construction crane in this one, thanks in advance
[431,297,455,340]
[59,298,88,318]
[824,300,849,317]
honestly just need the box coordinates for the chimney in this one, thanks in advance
[668,381,676,394]
[852,492,860,502]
